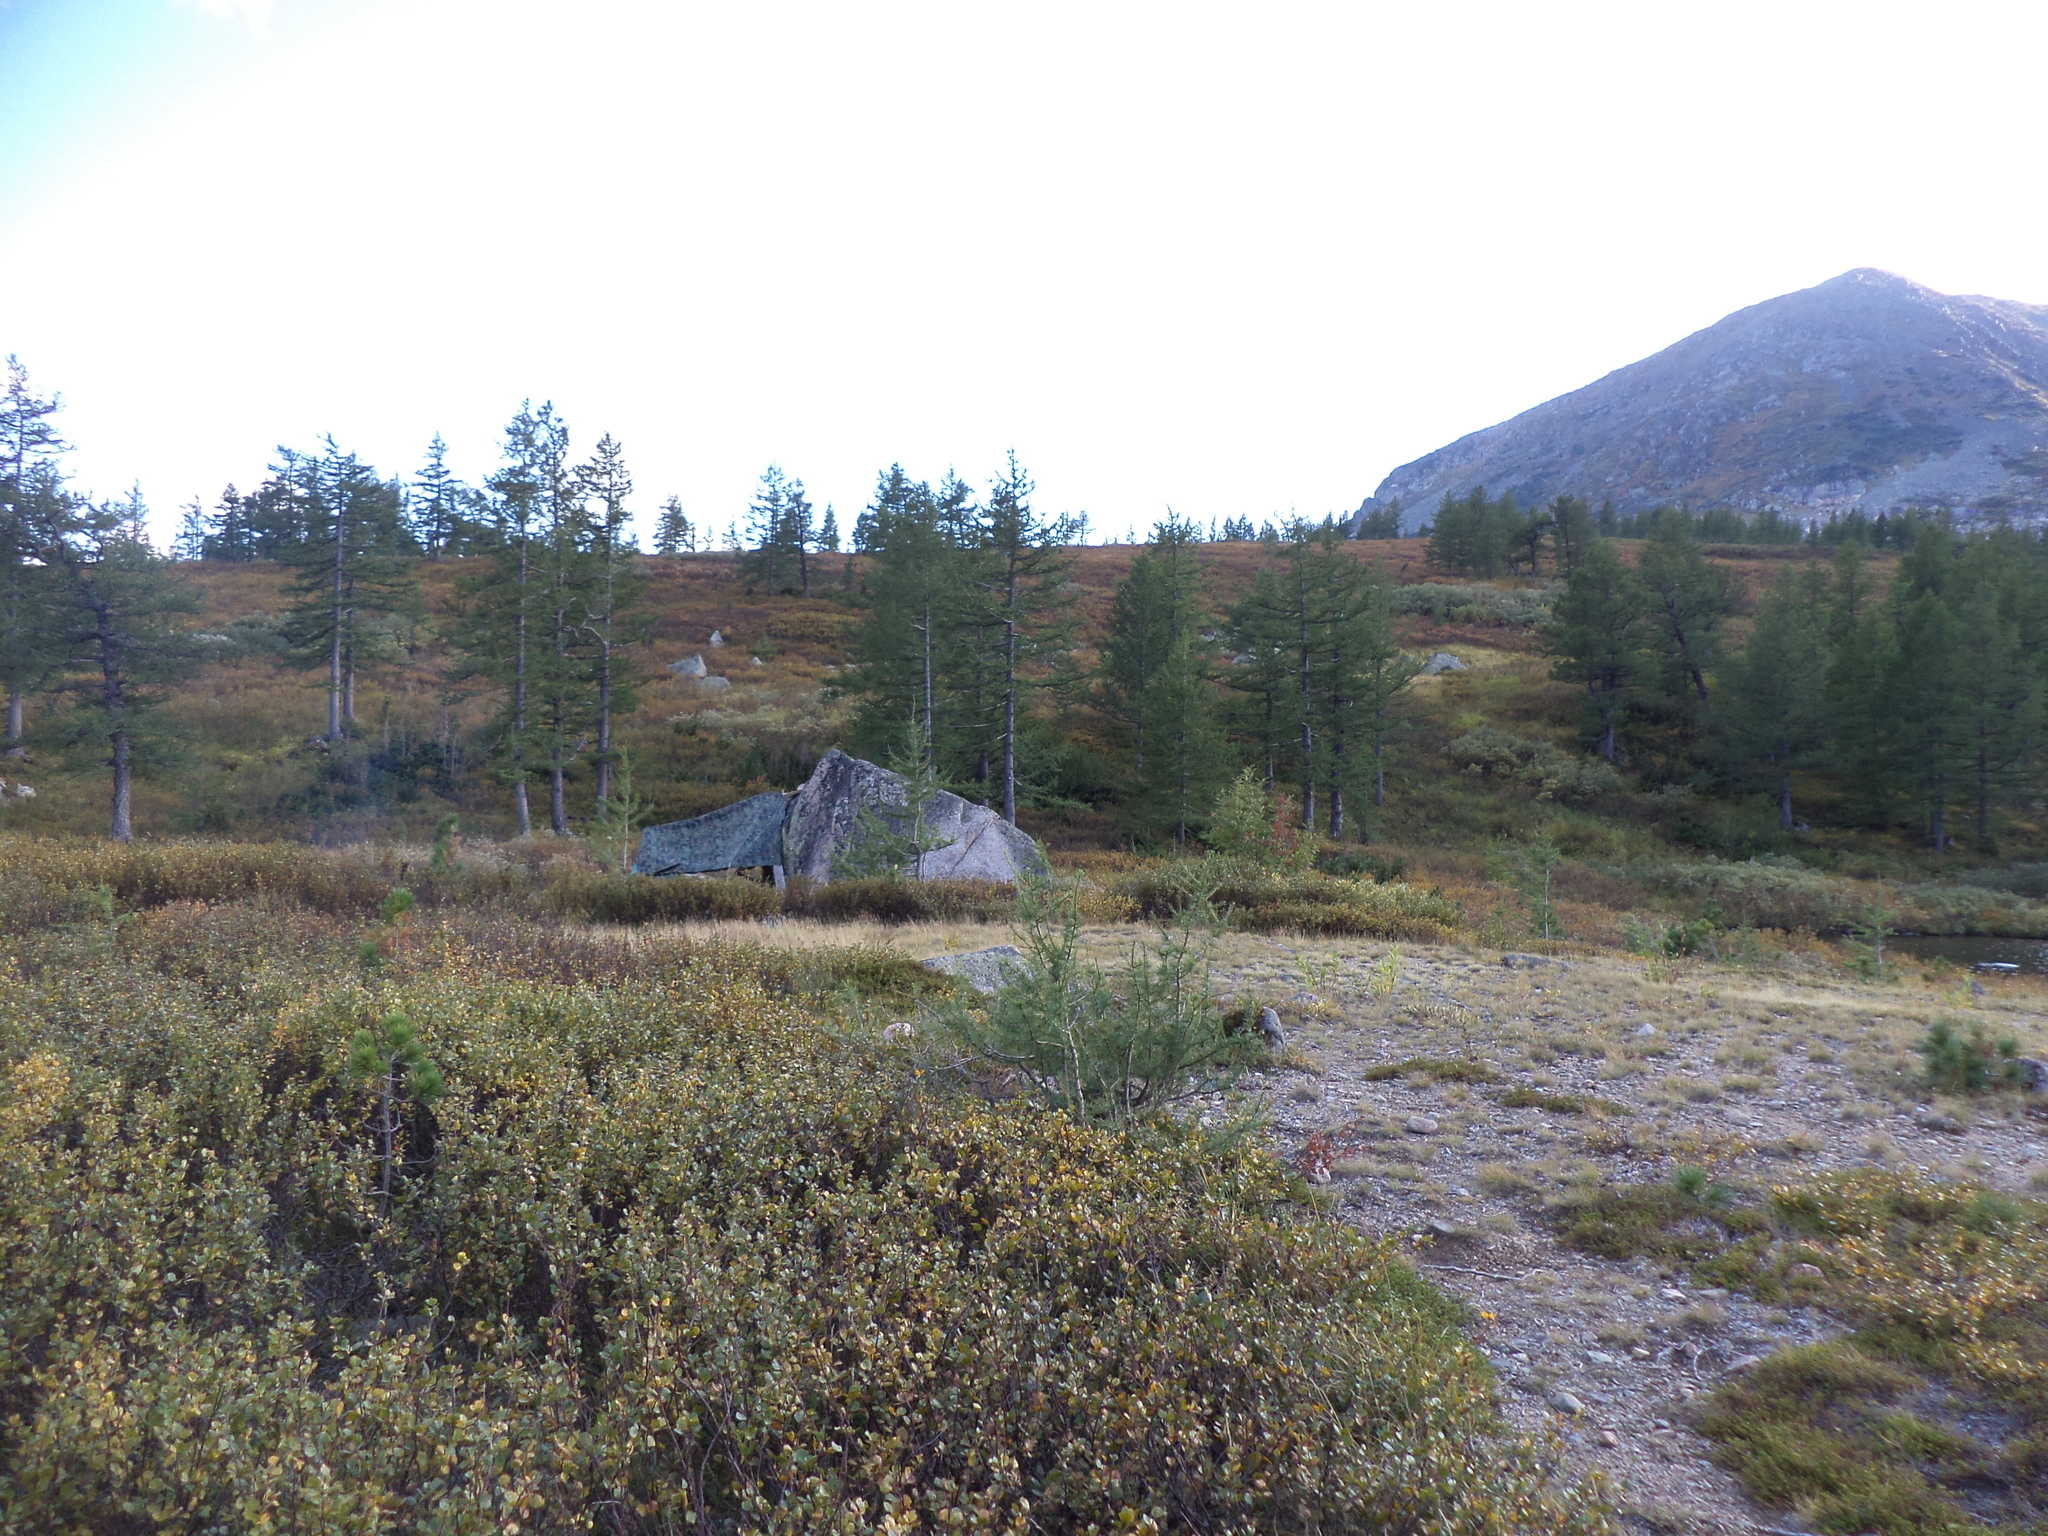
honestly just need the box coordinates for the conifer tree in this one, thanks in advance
[654,496,695,555]
[536,418,592,835]
[973,453,1074,823]
[1100,513,1222,848]
[1346,561,1422,827]
[1719,564,1829,829]
[460,402,565,836]
[740,466,814,594]
[1634,514,1736,754]
[848,467,951,753]
[1223,564,1299,794]
[277,439,420,741]
[1547,537,1646,762]
[36,491,200,840]
[576,433,647,809]
[0,356,67,748]
[410,433,468,556]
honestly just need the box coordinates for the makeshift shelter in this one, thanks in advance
[632,791,789,883]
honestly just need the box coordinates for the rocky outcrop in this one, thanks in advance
[1354,269,2048,529]
[781,748,1047,885]
[920,945,1027,994]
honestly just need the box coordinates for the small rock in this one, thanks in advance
[695,675,732,692]
[1630,1347,1653,1360]
[1595,1429,1620,1448]
[1637,1022,1658,1037]
[750,655,765,666]
[1405,1115,1440,1136]
[1258,1007,1287,1049]
[2017,1058,2048,1094]
[1725,1354,1767,1374]
[1547,1390,1584,1416]
[1788,1262,1825,1281]
[1697,1288,1728,1300]
[668,653,708,677]
[1915,1111,1965,1135]
[1660,1287,1686,1301]
[708,630,725,647]
[1585,1350,1616,1365]
[1422,651,1467,674]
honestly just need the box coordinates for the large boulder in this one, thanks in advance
[781,748,1047,885]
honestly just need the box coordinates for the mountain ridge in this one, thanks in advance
[1356,269,2048,533]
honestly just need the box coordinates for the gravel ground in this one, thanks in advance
[1194,935,2048,1536]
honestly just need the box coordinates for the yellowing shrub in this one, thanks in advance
[0,884,1596,1534]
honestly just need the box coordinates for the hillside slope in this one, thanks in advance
[1358,268,2048,530]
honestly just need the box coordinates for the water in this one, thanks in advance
[1889,934,2048,974]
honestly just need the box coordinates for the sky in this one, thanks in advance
[3,0,2048,548]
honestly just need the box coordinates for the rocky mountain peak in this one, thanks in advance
[1356,270,2048,532]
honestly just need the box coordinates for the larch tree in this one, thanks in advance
[576,432,647,809]
[0,356,67,749]
[654,496,695,555]
[279,438,419,741]
[1100,513,1222,849]
[1718,563,1830,830]
[1547,536,1646,763]
[35,490,199,840]
[973,453,1073,824]
[461,401,568,837]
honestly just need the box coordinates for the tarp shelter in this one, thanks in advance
[632,791,788,880]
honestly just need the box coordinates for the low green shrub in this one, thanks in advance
[943,882,1259,1127]
[1117,859,1462,941]
[1445,728,1621,804]
[1915,1016,2028,1095]
[1497,1087,1625,1116]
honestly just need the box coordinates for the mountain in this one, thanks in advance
[1356,269,2048,533]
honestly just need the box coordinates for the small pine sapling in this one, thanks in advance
[592,751,654,873]
[429,814,463,875]
[360,886,416,971]
[1916,1017,2025,1095]
[346,1012,445,1219]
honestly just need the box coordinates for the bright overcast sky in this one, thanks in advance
[3,0,2046,547]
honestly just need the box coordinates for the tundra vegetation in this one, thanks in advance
[15,356,2048,1529]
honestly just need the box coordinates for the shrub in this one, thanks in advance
[784,876,1016,925]
[1445,728,1621,803]
[545,871,781,924]
[1915,1016,2027,1095]
[1117,860,1462,941]
[0,882,1601,1534]
[1362,1057,1497,1084]
[943,881,1256,1126]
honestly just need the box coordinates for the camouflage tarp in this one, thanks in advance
[633,792,789,876]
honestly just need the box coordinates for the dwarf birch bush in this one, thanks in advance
[0,881,1604,1535]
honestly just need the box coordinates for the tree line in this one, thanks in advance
[1425,486,1937,578]
[1,360,656,840]
[1546,514,2048,850]
[842,468,1421,850]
